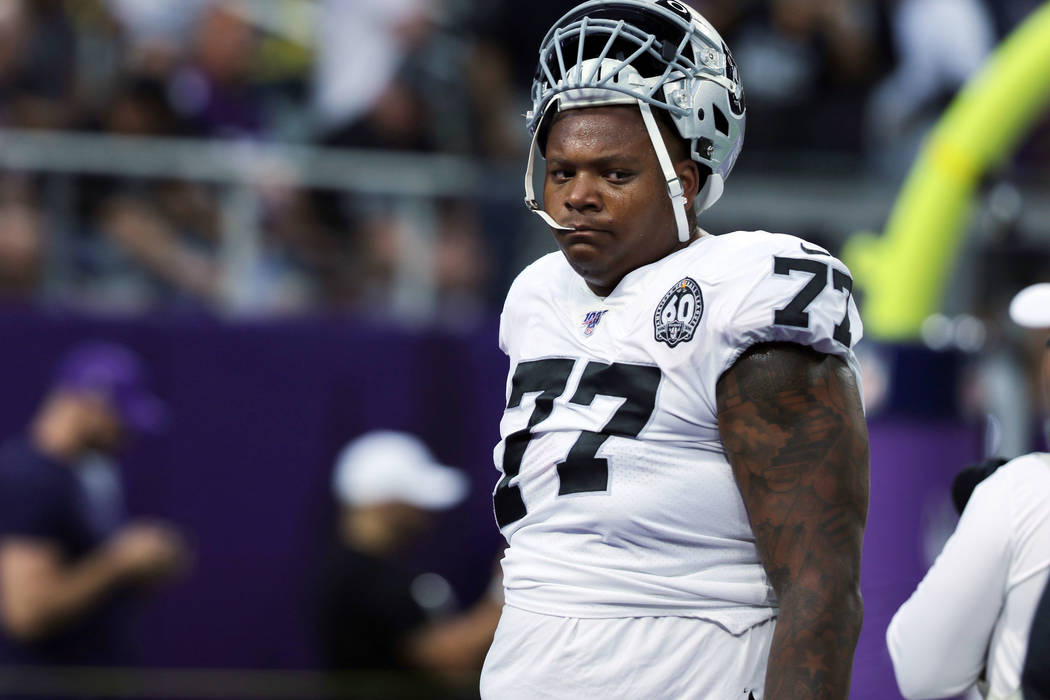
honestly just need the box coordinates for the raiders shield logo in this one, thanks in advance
[654,277,703,348]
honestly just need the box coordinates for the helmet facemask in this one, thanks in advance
[525,0,745,242]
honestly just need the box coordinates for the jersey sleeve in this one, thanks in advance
[886,465,1013,698]
[499,254,554,357]
[711,235,863,378]
[498,287,517,356]
[499,260,536,357]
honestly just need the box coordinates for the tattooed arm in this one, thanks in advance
[717,342,869,700]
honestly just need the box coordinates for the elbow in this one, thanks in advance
[0,605,52,642]
[831,584,864,639]
[893,667,972,700]
[886,616,976,700]
[897,679,935,700]
[0,588,60,643]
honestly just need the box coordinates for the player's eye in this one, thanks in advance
[549,169,573,181]
[606,170,633,182]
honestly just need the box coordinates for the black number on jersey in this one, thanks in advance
[494,360,662,528]
[772,256,854,347]
[558,362,662,495]
[772,257,826,328]
[495,359,574,529]
[831,268,854,347]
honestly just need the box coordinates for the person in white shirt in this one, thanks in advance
[887,282,1050,700]
[479,2,870,699]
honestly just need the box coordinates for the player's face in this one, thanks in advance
[543,106,695,297]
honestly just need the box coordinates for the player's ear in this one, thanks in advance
[675,159,701,213]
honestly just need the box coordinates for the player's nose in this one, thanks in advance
[563,172,602,212]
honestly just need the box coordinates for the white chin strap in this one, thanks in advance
[524,101,572,232]
[636,100,691,243]
[524,99,693,242]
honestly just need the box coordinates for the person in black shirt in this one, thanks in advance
[0,341,188,670]
[315,431,501,695]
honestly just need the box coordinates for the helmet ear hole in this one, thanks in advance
[713,105,729,136]
[696,108,705,122]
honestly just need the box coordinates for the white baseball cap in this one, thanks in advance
[1009,283,1050,328]
[332,431,469,509]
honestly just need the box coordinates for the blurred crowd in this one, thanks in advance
[0,0,1045,318]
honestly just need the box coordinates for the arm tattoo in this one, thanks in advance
[717,342,869,700]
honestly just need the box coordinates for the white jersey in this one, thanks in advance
[887,453,1050,700]
[492,230,863,634]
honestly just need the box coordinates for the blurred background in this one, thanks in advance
[0,0,1047,698]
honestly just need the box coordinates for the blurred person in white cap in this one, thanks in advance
[887,282,1050,700]
[314,430,502,696]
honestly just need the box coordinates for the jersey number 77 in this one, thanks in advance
[494,360,662,528]
[773,256,854,347]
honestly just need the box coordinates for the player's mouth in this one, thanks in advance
[558,222,613,236]
[558,228,610,246]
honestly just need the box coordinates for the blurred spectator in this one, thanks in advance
[464,0,581,158]
[67,76,224,312]
[962,240,1050,457]
[344,197,491,319]
[887,283,1050,700]
[105,0,211,78]
[312,0,435,150]
[0,187,46,303]
[315,431,501,695]
[865,0,996,176]
[307,0,437,292]
[0,0,76,129]
[169,2,266,138]
[0,0,1040,322]
[431,198,491,322]
[0,342,189,669]
[712,0,889,156]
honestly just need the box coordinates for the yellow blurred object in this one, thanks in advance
[844,2,1050,341]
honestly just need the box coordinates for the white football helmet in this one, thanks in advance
[524,0,746,242]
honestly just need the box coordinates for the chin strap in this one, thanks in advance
[524,101,572,232]
[637,100,690,243]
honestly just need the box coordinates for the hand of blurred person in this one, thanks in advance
[104,521,190,585]
[0,521,190,643]
[101,196,222,304]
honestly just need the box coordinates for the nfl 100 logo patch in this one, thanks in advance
[581,310,608,336]
[653,277,703,347]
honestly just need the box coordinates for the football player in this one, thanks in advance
[482,2,869,699]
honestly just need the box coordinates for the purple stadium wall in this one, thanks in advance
[0,311,976,699]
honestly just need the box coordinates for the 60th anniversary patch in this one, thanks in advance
[654,277,703,348]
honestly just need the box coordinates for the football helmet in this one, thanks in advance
[524,0,746,242]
